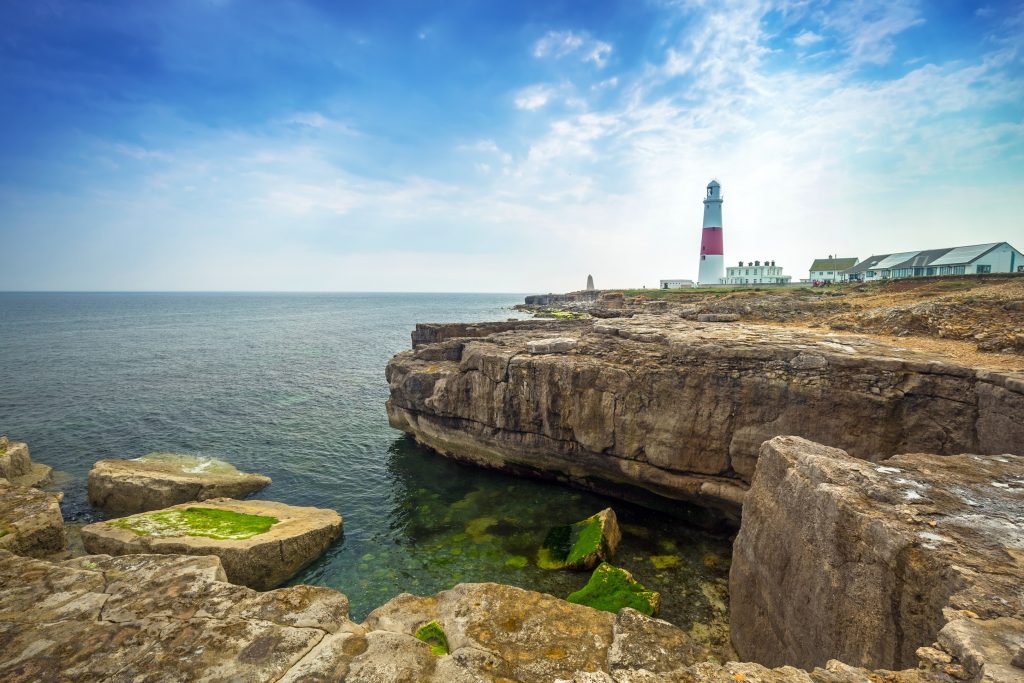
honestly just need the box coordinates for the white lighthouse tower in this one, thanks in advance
[697,179,725,285]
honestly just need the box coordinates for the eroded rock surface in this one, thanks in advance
[0,548,955,682]
[387,316,1024,516]
[731,436,1024,680]
[0,437,53,488]
[0,479,66,557]
[88,453,272,515]
[80,498,341,590]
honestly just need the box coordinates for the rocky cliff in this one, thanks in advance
[731,436,1023,679]
[386,315,1024,516]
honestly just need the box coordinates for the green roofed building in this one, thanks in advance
[809,256,859,283]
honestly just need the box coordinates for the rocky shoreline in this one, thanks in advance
[2,283,1023,681]
[1,433,1020,680]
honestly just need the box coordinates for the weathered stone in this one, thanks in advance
[527,337,578,354]
[696,313,740,322]
[88,453,272,515]
[731,436,1024,677]
[567,562,660,617]
[0,479,66,557]
[0,550,360,683]
[387,316,1024,516]
[0,548,958,682]
[80,498,342,590]
[0,439,52,488]
[537,507,621,570]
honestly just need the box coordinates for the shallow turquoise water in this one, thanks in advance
[0,292,732,642]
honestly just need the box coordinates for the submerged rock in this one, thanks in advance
[567,562,661,617]
[87,452,272,515]
[80,497,341,590]
[0,438,52,488]
[731,435,1024,679]
[537,507,621,570]
[0,479,66,557]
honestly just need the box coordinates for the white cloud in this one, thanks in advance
[793,30,824,47]
[821,0,925,65]
[533,30,585,58]
[514,85,555,111]
[532,30,612,68]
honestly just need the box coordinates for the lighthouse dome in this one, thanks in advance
[707,179,720,188]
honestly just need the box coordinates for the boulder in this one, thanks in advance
[0,437,52,488]
[80,497,341,590]
[731,435,1024,678]
[537,507,621,570]
[567,562,661,617]
[87,452,272,515]
[0,479,66,557]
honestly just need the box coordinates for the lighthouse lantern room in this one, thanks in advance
[698,180,725,285]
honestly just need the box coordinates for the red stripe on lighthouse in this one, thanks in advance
[700,227,723,255]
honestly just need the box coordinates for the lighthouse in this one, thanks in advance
[697,179,724,285]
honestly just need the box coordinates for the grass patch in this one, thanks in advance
[415,620,450,656]
[108,507,278,540]
[567,562,660,616]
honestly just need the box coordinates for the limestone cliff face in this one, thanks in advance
[387,316,1024,515]
[731,436,1023,680]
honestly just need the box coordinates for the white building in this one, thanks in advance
[721,260,792,285]
[809,256,858,283]
[659,278,695,289]
[844,242,1024,282]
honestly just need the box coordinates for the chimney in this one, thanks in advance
[755,260,760,266]
[739,261,743,266]
[771,260,775,266]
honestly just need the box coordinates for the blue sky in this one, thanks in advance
[1,0,1022,291]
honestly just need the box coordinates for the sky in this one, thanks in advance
[1,0,1022,292]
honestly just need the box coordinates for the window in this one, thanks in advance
[976,264,991,274]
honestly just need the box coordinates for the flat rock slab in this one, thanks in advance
[0,440,52,488]
[88,453,272,515]
[527,337,578,354]
[80,498,341,590]
[0,479,66,557]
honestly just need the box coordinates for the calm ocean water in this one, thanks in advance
[0,292,731,633]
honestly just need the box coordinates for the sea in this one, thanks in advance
[0,292,731,636]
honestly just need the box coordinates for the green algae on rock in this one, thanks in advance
[537,507,621,570]
[107,506,278,540]
[81,498,342,590]
[414,620,450,655]
[567,562,661,616]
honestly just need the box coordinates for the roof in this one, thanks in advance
[843,243,1013,273]
[809,257,858,272]
[707,179,720,187]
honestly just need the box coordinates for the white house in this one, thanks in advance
[659,278,695,289]
[844,242,1024,282]
[721,260,792,285]
[809,256,858,283]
